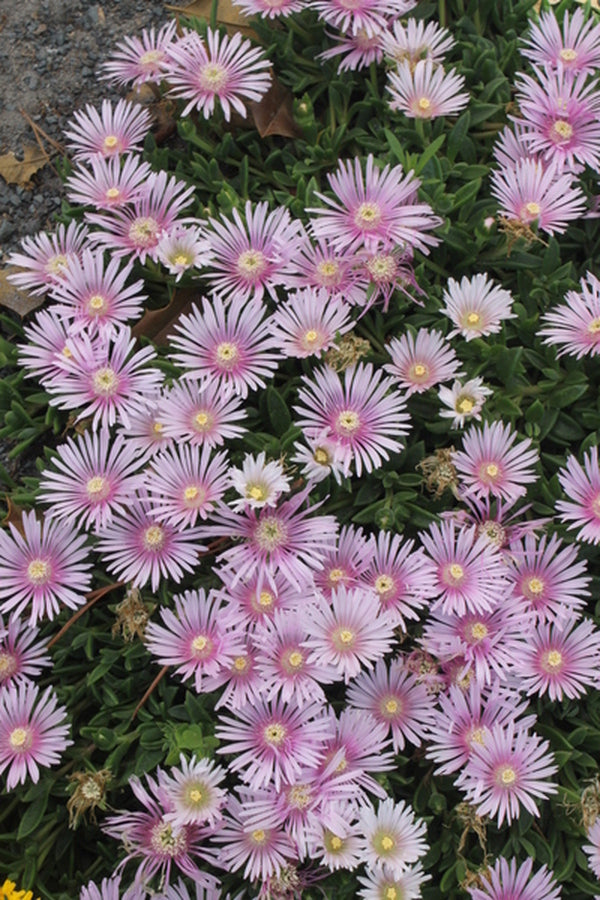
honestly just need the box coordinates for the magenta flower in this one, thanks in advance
[269,288,353,358]
[540,271,600,358]
[556,446,600,544]
[295,362,411,476]
[455,721,558,826]
[308,154,442,254]
[206,488,339,591]
[381,18,455,67]
[168,294,280,398]
[0,615,51,688]
[39,428,146,532]
[491,158,585,235]
[0,681,72,789]
[160,377,247,448]
[215,697,334,790]
[165,28,271,120]
[360,530,436,628]
[7,220,88,296]
[103,773,217,889]
[442,273,516,340]
[346,657,436,752]
[159,754,228,828]
[202,201,304,301]
[145,443,229,528]
[144,588,242,692]
[357,797,428,876]
[384,328,462,395]
[419,520,510,617]
[453,420,539,503]
[512,617,600,701]
[515,65,600,171]
[387,60,469,119]
[505,533,590,624]
[102,21,178,86]
[522,6,600,74]
[63,98,152,161]
[0,510,92,626]
[47,326,162,430]
[65,154,152,210]
[95,495,205,592]
[467,857,561,900]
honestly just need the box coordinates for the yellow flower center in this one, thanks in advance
[215,341,239,367]
[150,822,187,856]
[498,765,517,785]
[143,524,165,550]
[140,48,165,67]
[328,567,345,583]
[378,833,395,852]
[552,119,573,141]
[102,134,120,153]
[314,447,331,465]
[542,649,563,671]
[588,318,600,334]
[466,311,480,326]
[374,573,394,597]
[93,366,119,397]
[470,622,488,640]
[236,249,266,277]
[9,727,31,750]
[172,252,193,267]
[525,201,541,217]
[256,590,274,609]
[469,727,486,746]
[333,627,355,650]
[417,96,431,113]
[263,723,286,746]
[383,697,399,715]
[189,788,203,803]
[233,655,249,672]
[329,835,343,850]
[354,201,382,229]
[366,253,396,281]
[193,410,212,431]
[0,653,17,678]
[304,329,319,344]
[457,396,475,414]
[46,253,69,276]
[105,186,121,201]
[86,475,110,500]
[559,47,577,62]
[288,784,311,808]
[525,576,544,596]
[152,421,164,435]
[485,463,500,478]
[286,650,304,669]
[184,485,199,501]
[27,558,51,586]
[385,889,399,900]
[447,563,464,583]
[316,259,341,286]
[199,63,229,92]
[336,410,360,435]
[247,484,267,501]
[192,634,209,652]
[413,363,428,377]
[88,294,107,313]
[251,828,267,844]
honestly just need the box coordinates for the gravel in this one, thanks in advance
[0,0,170,262]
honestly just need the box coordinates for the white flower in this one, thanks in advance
[229,451,290,510]
[439,377,492,428]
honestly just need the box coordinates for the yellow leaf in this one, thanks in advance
[0,144,48,187]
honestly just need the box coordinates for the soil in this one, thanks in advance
[0,0,170,261]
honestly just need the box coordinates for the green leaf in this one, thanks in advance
[447,111,471,163]
[266,385,292,435]
[414,134,446,174]
[17,782,51,840]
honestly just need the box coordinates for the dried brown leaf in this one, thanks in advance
[132,287,199,345]
[249,78,302,139]
[0,144,48,187]
[0,268,44,317]
[2,497,27,534]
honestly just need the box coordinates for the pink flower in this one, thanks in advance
[512,617,600,701]
[19,308,75,385]
[65,154,152,210]
[145,443,229,528]
[318,27,384,74]
[442,273,516,340]
[455,721,558,826]
[556,446,600,544]
[308,154,442,255]
[318,707,395,800]
[384,328,462,395]
[356,797,428,876]
[7,221,88,296]
[215,569,298,630]
[295,362,411,477]
[387,59,469,119]
[102,21,178,86]
[313,524,374,597]
[231,0,307,18]
[95,495,206,591]
[0,681,72,789]
[159,377,247,448]
[269,288,353,358]
[0,510,92,626]
[168,294,280,398]
[360,530,436,628]
[583,820,600,880]
[63,98,152,161]
[467,856,561,900]
[522,6,600,74]
[39,428,146,532]
[283,234,368,305]
[453,420,539,503]
[310,0,412,38]
[0,615,51,688]
[491,158,585,235]
[381,18,455,67]
[202,201,304,301]
[165,28,271,120]
[540,270,600,358]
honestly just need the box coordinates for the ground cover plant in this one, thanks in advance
[3,0,600,896]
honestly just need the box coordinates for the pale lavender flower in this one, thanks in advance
[231,0,307,17]
[102,21,178,86]
[0,510,92,626]
[318,27,384,73]
[165,28,271,120]
[283,234,368,305]
[0,681,72,789]
[439,377,492,428]
[7,220,88,296]
[145,443,229,528]
[556,446,600,544]
[312,523,373,598]
[0,615,51,688]
[453,420,539,502]
[512,617,600,701]
[65,154,152,210]
[492,123,537,170]
[522,6,600,74]
[294,362,411,476]
[387,60,469,119]
[39,428,146,532]
[491,158,585,235]
[291,428,353,485]
[79,876,129,900]
[308,154,442,254]
[442,273,516,340]
[358,864,429,900]
[466,856,561,900]
[310,0,414,39]
[216,568,299,630]
[384,328,462,395]
[584,820,600,880]
[381,17,455,67]
[19,308,75,385]
[168,293,280,398]
[160,754,228,827]
[117,386,173,458]
[63,98,152,161]
[157,225,212,281]
[95,495,205,591]
[360,530,436,628]
[540,271,600,358]
[318,708,395,800]
[269,288,353,358]
[229,452,290,511]
[202,201,304,301]
[455,722,558,826]
[357,797,428,875]
[159,377,247,448]
[48,249,147,336]
[213,641,263,711]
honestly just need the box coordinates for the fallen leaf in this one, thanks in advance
[2,497,27,534]
[97,5,106,23]
[0,268,44,317]
[0,144,48,187]
[132,287,199,346]
[166,0,256,37]
[249,77,302,139]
